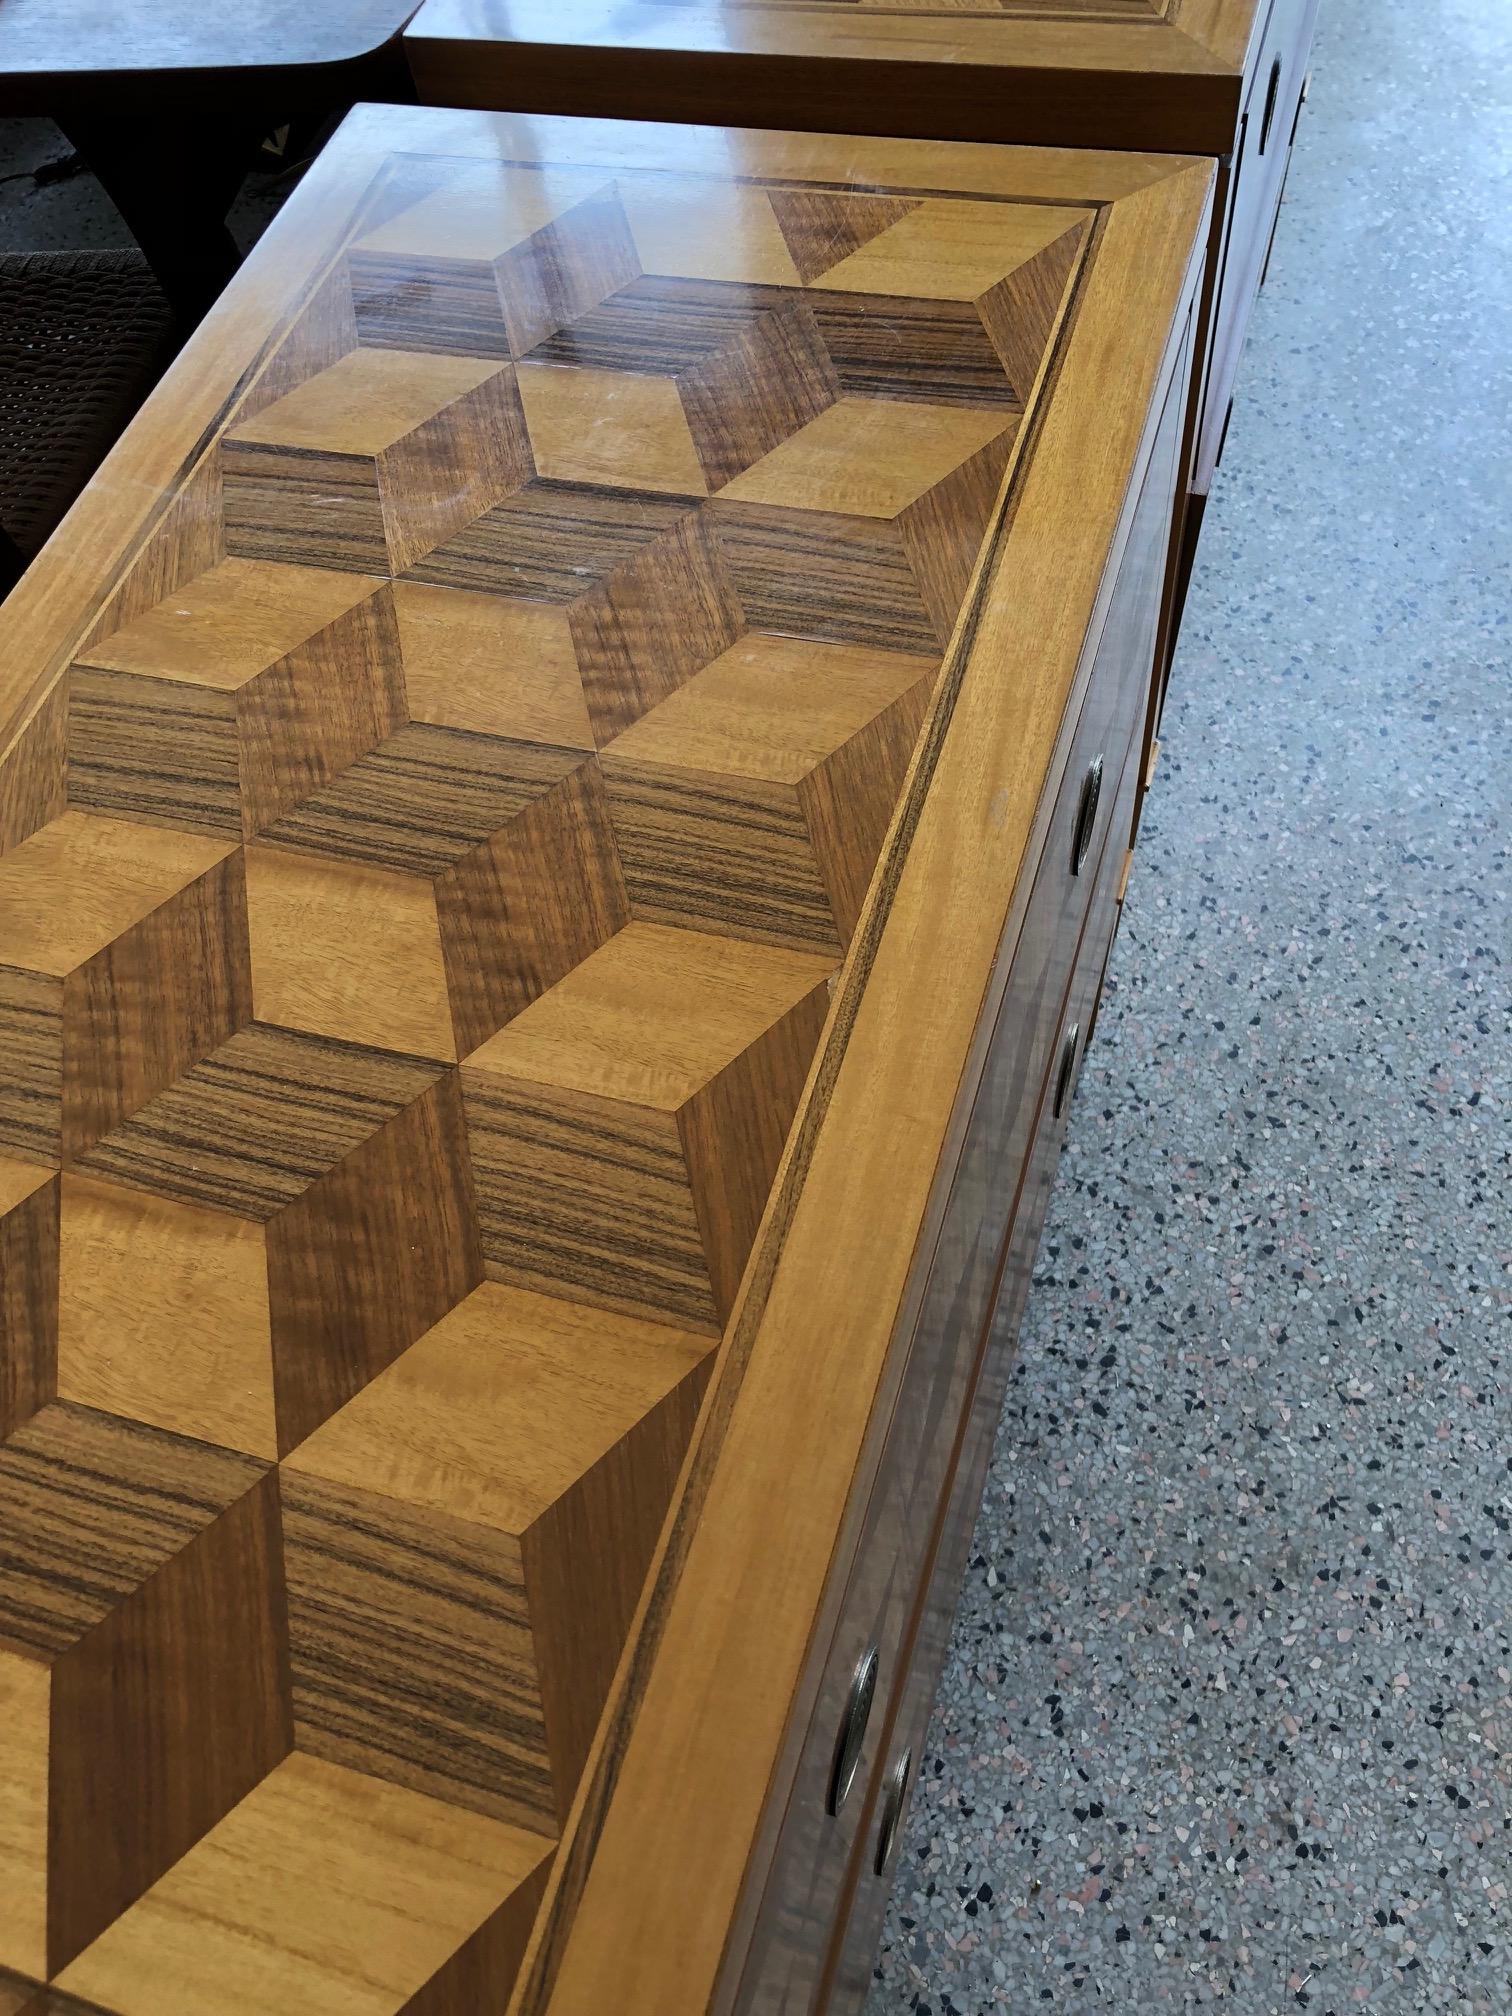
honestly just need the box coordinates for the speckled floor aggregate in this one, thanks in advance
[868,1,1512,2011]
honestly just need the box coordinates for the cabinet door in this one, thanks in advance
[822,708,1141,2015]
[1194,0,1321,493]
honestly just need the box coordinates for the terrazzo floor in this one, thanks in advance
[867,2,1512,2011]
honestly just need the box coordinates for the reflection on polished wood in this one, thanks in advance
[406,0,1277,154]
[0,102,1209,2012]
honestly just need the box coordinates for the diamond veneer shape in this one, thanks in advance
[813,198,1086,301]
[57,1173,277,1459]
[718,396,1014,516]
[516,361,709,496]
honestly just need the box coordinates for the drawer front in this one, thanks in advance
[823,722,1140,2014]
[1195,0,1319,492]
[729,345,1187,2016]
[725,754,1130,2016]
[850,322,1188,1628]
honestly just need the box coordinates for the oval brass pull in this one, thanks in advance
[874,1747,914,1876]
[827,1646,878,1817]
[1053,1020,1081,1121]
[1070,754,1104,876]
[1260,55,1283,153]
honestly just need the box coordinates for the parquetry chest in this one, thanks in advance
[0,104,1209,2015]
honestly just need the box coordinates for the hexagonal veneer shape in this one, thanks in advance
[221,576,619,1058]
[601,632,937,952]
[460,922,835,1332]
[279,1280,711,1833]
[346,160,642,361]
[221,348,533,575]
[247,728,630,1060]
[0,811,249,1164]
[67,1024,482,1455]
[68,558,403,840]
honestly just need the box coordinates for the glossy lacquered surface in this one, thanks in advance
[0,103,1208,2014]
[509,140,1209,2016]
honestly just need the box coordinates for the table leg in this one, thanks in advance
[57,109,263,328]
[1,525,28,599]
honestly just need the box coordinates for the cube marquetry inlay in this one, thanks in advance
[0,124,1093,2011]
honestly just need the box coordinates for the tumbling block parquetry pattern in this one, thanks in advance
[0,140,1088,2009]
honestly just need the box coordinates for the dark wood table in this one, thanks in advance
[0,0,416,321]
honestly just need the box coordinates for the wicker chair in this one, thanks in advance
[0,248,175,597]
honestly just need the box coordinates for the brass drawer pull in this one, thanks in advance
[1053,1020,1081,1121]
[873,1747,914,1876]
[1070,754,1104,876]
[827,1646,878,1816]
[1260,55,1283,153]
